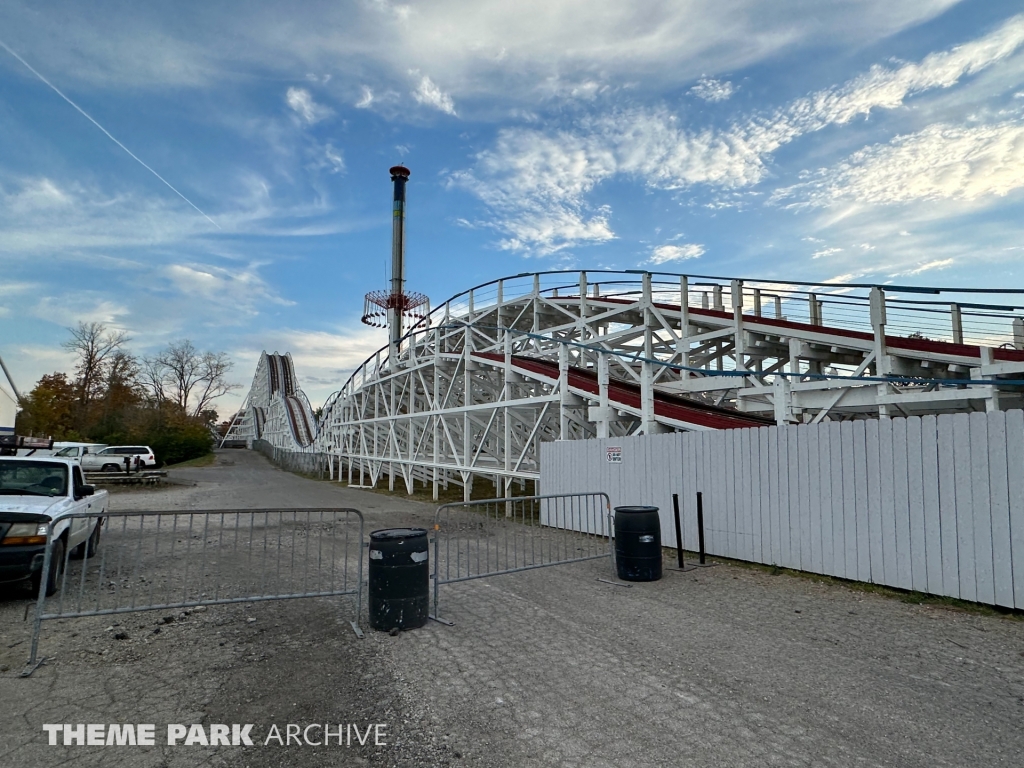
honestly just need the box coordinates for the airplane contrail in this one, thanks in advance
[0,39,221,230]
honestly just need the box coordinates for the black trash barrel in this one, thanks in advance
[368,528,429,631]
[614,506,663,582]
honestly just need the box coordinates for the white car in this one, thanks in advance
[52,443,108,461]
[0,457,108,595]
[81,445,156,472]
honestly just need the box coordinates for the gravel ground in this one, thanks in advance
[2,449,1023,767]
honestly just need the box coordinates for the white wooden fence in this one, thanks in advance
[540,410,1024,609]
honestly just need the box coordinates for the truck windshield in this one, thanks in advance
[54,447,78,457]
[0,461,68,497]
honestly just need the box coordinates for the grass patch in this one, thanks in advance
[720,555,1024,621]
[164,452,217,469]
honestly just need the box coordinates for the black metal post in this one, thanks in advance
[672,493,684,569]
[696,491,706,565]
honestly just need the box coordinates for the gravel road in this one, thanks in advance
[2,449,1022,767]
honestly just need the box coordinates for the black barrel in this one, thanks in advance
[614,506,663,582]
[368,528,429,631]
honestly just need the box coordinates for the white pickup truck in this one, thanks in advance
[0,456,108,596]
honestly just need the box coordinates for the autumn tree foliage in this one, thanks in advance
[15,323,238,465]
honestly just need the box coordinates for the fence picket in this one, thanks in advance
[892,418,913,590]
[920,415,943,595]
[970,412,995,606]
[788,426,802,570]
[865,419,884,584]
[758,427,771,563]
[749,423,765,561]
[806,424,822,574]
[1005,410,1024,609]
[952,413,976,602]
[841,421,857,581]
[937,415,960,598]
[986,411,1013,608]
[906,416,928,593]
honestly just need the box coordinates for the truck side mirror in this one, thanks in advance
[81,485,95,496]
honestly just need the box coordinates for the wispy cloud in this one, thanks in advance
[163,263,293,309]
[648,243,705,265]
[775,120,1024,206]
[812,247,844,259]
[889,258,956,277]
[0,39,221,229]
[32,294,129,327]
[452,15,1024,255]
[410,73,456,115]
[1,1,963,102]
[286,87,333,124]
[690,77,735,102]
[355,86,374,109]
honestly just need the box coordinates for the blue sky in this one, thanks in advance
[1,1,1023,414]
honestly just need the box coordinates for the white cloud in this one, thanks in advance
[821,273,864,284]
[890,258,956,276]
[355,85,374,108]
[164,263,293,310]
[690,77,735,102]
[32,295,130,327]
[454,17,1024,254]
[0,171,358,256]
[0,281,39,297]
[320,143,345,174]
[285,87,332,124]
[648,244,705,265]
[2,0,963,105]
[777,120,1024,206]
[812,247,844,259]
[4,177,73,212]
[411,73,456,115]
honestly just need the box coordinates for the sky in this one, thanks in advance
[1,1,1023,415]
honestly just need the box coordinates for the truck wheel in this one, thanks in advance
[31,538,65,598]
[102,463,120,472]
[71,522,101,559]
[83,521,101,558]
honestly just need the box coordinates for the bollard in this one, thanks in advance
[672,493,684,569]
[696,492,706,565]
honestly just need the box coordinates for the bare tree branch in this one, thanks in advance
[141,340,239,417]
[61,322,130,407]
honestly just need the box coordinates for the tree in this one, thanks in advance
[62,322,130,411]
[14,373,79,439]
[142,340,240,417]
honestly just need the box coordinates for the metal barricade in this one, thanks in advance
[23,507,365,676]
[431,492,612,620]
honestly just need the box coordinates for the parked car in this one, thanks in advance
[0,456,108,595]
[81,446,156,472]
[52,443,107,461]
